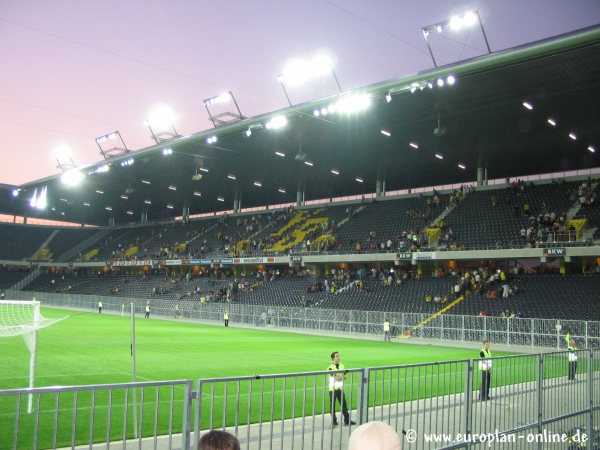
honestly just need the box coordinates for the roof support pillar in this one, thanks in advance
[233,190,241,213]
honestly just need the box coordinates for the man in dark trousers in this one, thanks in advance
[479,340,492,401]
[327,352,356,426]
[568,339,578,380]
[145,303,150,318]
[224,310,229,327]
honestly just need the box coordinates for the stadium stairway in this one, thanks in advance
[402,294,467,338]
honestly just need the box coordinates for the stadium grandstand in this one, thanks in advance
[2,23,600,450]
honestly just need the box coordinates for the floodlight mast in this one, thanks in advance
[146,122,181,145]
[95,131,130,159]
[422,10,490,67]
[54,155,77,172]
[203,91,246,128]
[277,60,342,106]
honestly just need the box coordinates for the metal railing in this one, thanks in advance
[3,352,596,449]
[8,290,600,350]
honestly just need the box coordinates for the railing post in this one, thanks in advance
[359,368,369,425]
[182,380,193,450]
[464,360,473,449]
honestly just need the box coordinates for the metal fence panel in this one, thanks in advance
[0,380,192,450]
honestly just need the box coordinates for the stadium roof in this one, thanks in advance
[2,25,600,226]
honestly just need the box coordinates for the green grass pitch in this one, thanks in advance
[1,307,525,448]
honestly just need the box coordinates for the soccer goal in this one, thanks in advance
[0,300,68,412]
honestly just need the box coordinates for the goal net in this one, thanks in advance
[0,300,68,412]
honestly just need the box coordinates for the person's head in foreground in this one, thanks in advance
[198,429,240,450]
[348,421,401,450]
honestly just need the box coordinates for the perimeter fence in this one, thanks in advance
[8,290,600,349]
[1,351,598,449]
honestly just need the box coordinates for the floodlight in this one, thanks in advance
[589,146,595,153]
[381,130,391,137]
[422,11,490,67]
[84,202,90,206]
[127,211,133,215]
[265,116,288,130]
[61,170,83,186]
[168,185,177,190]
[144,200,152,204]
[53,145,77,172]
[458,164,466,169]
[254,181,262,187]
[447,75,456,85]
[427,82,434,89]
[203,91,246,127]
[437,78,445,87]
[12,189,19,197]
[245,128,252,137]
[335,94,371,113]
[410,142,419,148]
[96,190,104,194]
[95,165,109,173]
[523,102,533,110]
[142,180,151,184]
[162,148,173,155]
[355,177,363,183]
[386,93,392,103]
[435,154,443,159]
[146,106,181,144]
[278,54,342,105]
[121,195,128,199]
[95,131,129,159]
[464,12,477,26]
[199,168,209,173]
[548,118,556,126]
[331,169,339,175]
[167,205,173,209]
[120,158,134,167]
[410,86,417,93]
[194,191,202,196]
[275,151,285,157]
[320,107,328,115]
[313,110,320,117]
[278,188,286,193]
[227,174,236,180]
[305,161,313,166]
[106,206,112,211]
[29,188,38,208]
[569,133,577,140]
[449,16,463,30]
[217,197,225,202]
[206,136,217,144]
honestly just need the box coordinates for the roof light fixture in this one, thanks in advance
[523,102,533,110]
[127,211,133,215]
[194,191,201,196]
[142,180,150,184]
[167,204,173,209]
[410,142,419,149]
[435,154,443,159]
[121,195,128,200]
[265,116,288,130]
[446,75,456,85]
[206,136,217,144]
[275,151,285,157]
[386,92,392,103]
[589,146,595,153]
[199,168,209,173]
[61,170,83,186]
[227,174,236,180]
[437,78,445,87]
[381,130,391,137]
[304,161,313,166]
[144,200,152,204]
[96,190,104,194]
[547,118,556,126]
[356,177,363,183]
[278,188,286,193]
[331,169,339,175]
[162,148,173,156]
[217,197,224,202]
[458,164,466,169]
[105,206,112,211]
[569,133,577,140]
[168,185,177,190]
[254,181,262,187]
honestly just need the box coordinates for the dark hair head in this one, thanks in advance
[483,340,489,345]
[198,430,240,450]
[331,351,339,360]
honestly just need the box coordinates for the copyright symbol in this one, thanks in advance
[405,429,417,443]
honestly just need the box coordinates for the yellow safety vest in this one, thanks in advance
[568,346,578,361]
[479,348,492,370]
[327,363,345,391]
[383,321,390,332]
[224,313,229,320]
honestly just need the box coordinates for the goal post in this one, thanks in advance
[0,300,68,413]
